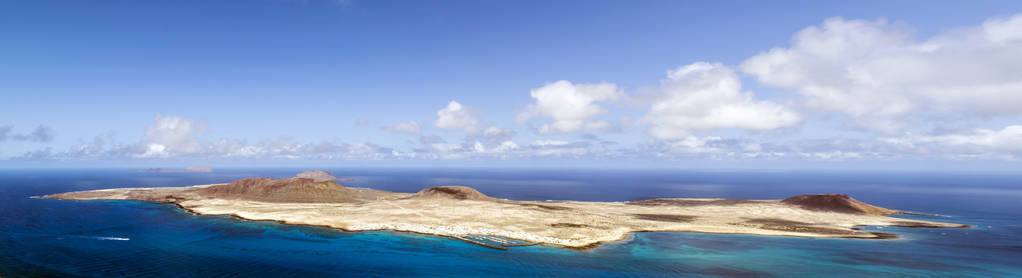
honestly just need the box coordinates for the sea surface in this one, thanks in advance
[1,168,1020,277]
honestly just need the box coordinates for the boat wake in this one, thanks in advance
[96,237,131,241]
[52,235,131,241]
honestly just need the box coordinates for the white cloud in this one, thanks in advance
[643,62,801,140]
[742,14,1022,133]
[433,101,515,138]
[798,151,864,160]
[383,121,421,134]
[663,136,725,154]
[643,136,773,159]
[137,143,169,158]
[883,125,1022,158]
[471,141,486,153]
[142,114,202,155]
[434,101,479,133]
[492,141,520,153]
[519,80,622,134]
[479,126,516,139]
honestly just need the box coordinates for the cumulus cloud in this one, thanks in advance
[0,125,55,142]
[643,62,801,140]
[741,14,1022,133]
[383,121,421,134]
[519,80,622,134]
[138,114,203,157]
[432,100,516,139]
[434,101,479,133]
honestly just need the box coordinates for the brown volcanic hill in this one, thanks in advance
[199,177,388,203]
[781,194,899,216]
[411,186,496,201]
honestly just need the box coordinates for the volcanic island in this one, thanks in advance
[43,170,969,249]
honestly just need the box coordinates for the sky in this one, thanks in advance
[2,0,1022,170]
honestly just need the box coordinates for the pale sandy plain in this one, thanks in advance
[43,172,969,249]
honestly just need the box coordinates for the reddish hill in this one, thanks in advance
[410,186,496,201]
[199,177,382,203]
[781,194,899,216]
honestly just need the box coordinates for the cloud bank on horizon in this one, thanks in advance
[5,10,1022,166]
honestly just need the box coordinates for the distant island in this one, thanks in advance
[44,170,968,249]
[293,169,354,182]
[145,166,214,173]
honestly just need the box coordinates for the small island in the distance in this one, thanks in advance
[43,170,969,249]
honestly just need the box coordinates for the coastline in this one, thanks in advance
[167,201,958,250]
[45,187,964,249]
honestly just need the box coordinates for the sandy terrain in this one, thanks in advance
[42,174,969,249]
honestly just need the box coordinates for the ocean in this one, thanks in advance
[1,168,1020,277]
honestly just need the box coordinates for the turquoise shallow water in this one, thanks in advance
[1,168,1021,277]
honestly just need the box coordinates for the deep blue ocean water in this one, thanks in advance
[1,168,1020,277]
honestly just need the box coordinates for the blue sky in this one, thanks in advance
[3,0,1022,170]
